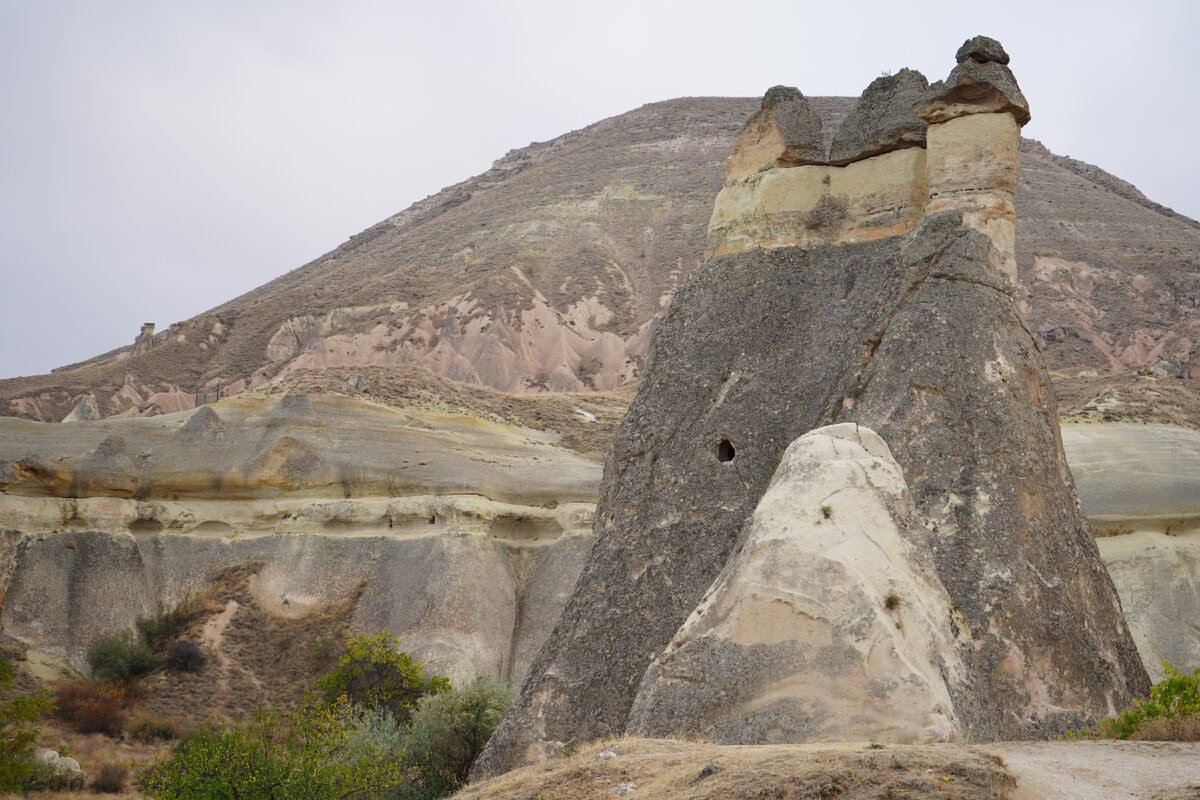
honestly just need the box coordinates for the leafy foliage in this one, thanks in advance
[1071,661,1200,740]
[0,658,54,792]
[138,695,406,800]
[400,675,511,797]
[316,632,449,724]
[141,633,509,800]
[86,629,158,682]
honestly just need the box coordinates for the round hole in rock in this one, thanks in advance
[717,438,736,462]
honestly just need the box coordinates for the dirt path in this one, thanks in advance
[984,740,1200,799]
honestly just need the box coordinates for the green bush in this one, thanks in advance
[399,675,511,797]
[86,629,158,682]
[1074,661,1200,740]
[0,658,54,792]
[138,696,405,800]
[316,632,449,724]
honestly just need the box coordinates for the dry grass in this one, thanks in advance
[457,738,1017,800]
[1132,712,1200,741]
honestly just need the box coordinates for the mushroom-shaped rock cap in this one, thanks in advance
[829,68,929,164]
[760,85,824,165]
[916,39,1029,126]
[956,35,1010,65]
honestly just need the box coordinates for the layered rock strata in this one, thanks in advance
[477,37,1149,776]
[627,424,964,745]
[0,393,599,685]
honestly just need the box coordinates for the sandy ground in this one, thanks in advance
[986,740,1200,799]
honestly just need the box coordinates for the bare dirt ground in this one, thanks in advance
[986,740,1200,800]
[458,737,1200,800]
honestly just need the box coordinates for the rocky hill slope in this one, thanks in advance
[2,96,1198,423]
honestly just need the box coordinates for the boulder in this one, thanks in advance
[956,35,1011,65]
[828,69,929,164]
[724,87,823,179]
[627,424,963,745]
[916,60,1030,126]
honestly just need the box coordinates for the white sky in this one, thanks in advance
[1,0,1196,379]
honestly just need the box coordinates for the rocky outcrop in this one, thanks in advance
[627,424,963,745]
[0,392,601,685]
[478,39,1149,776]
[828,69,929,165]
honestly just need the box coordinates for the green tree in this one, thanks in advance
[399,675,511,797]
[0,658,54,792]
[317,633,448,724]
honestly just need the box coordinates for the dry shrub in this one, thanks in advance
[128,714,181,743]
[91,762,127,793]
[1133,711,1200,741]
[53,681,131,737]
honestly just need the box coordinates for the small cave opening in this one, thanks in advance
[716,438,736,463]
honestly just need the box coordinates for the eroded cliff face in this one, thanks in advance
[0,388,603,686]
[477,37,1150,776]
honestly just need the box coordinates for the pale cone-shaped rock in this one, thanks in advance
[627,423,963,745]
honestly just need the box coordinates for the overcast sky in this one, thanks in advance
[1,0,1196,380]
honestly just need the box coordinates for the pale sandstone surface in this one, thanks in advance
[707,148,929,256]
[1098,531,1200,682]
[924,112,1021,283]
[1060,421,1200,533]
[628,424,963,745]
[0,393,601,685]
[0,393,598,504]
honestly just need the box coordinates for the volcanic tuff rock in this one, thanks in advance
[627,424,964,745]
[827,69,929,165]
[0,382,605,684]
[477,40,1149,776]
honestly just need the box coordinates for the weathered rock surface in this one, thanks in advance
[1060,422,1200,535]
[478,208,1149,776]
[723,87,824,179]
[627,424,963,745]
[0,391,602,685]
[828,69,929,165]
[1099,531,1200,682]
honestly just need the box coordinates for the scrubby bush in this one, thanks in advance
[53,680,129,737]
[138,697,405,800]
[19,755,86,793]
[129,714,181,743]
[91,761,127,793]
[316,632,449,724]
[136,593,205,650]
[0,658,53,792]
[86,629,158,682]
[165,640,206,672]
[1074,661,1200,740]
